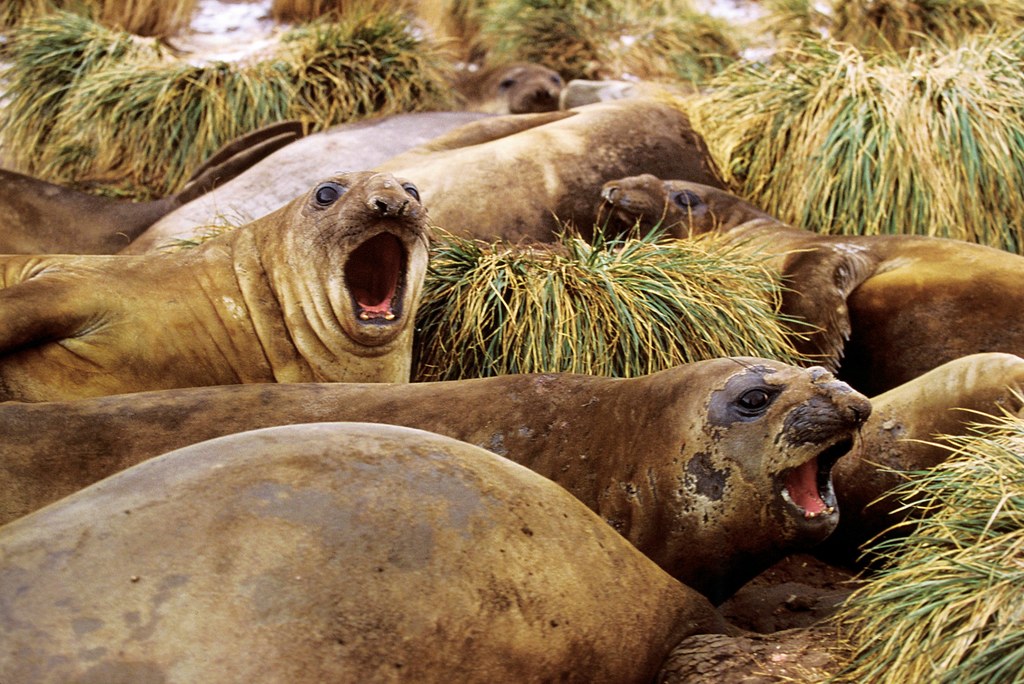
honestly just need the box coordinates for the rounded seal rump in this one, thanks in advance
[0,357,869,603]
[0,422,729,683]
[0,171,430,401]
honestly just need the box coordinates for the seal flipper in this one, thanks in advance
[779,243,879,371]
[395,109,575,153]
[0,264,95,353]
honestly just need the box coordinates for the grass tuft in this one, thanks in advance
[688,34,1024,253]
[834,410,1024,683]
[476,0,738,83]
[0,6,454,197]
[1,0,198,37]
[413,226,807,382]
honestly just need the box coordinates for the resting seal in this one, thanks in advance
[0,171,429,401]
[125,111,491,253]
[0,121,304,254]
[599,175,1024,394]
[821,352,1024,562]
[0,422,731,683]
[0,358,868,602]
[452,61,564,114]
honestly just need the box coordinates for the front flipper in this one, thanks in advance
[0,258,97,354]
[387,109,575,156]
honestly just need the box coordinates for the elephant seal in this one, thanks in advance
[125,111,491,253]
[0,422,732,683]
[821,352,1024,563]
[0,120,304,254]
[131,99,726,249]
[0,171,429,401]
[599,175,1024,394]
[452,61,564,114]
[0,357,869,602]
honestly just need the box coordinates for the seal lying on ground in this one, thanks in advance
[599,175,1024,394]
[125,111,491,253]
[131,99,726,249]
[0,121,304,254]
[0,171,429,402]
[0,357,869,602]
[820,352,1024,563]
[452,62,564,114]
[0,422,732,683]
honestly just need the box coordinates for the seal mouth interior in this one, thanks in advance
[344,232,407,324]
[780,437,852,521]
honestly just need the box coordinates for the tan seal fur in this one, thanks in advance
[0,121,304,254]
[820,352,1024,562]
[600,175,1024,394]
[0,171,429,401]
[0,357,869,602]
[0,422,732,683]
[453,61,564,114]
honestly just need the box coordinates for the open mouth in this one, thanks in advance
[344,232,407,324]
[780,437,852,521]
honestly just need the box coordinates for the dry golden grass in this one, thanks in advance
[1,0,197,37]
[270,0,407,23]
[0,6,454,197]
[413,227,807,381]
[834,410,1024,682]
[688,34,1024,253]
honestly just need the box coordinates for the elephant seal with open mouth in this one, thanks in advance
[0,171,429,401]
[0,357,869,602]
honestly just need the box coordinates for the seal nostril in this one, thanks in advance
[374,198,389,215]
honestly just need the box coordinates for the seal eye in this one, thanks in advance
[736,388,773,415]
[402,183,420,202]
[550,75,563,86]
[314,182,345,206]
[671,190,702,209]
[498,78,516,90]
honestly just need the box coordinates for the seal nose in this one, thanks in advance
[602,185,620,203]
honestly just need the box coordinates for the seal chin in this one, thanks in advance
[779,436,851,530]
[344,231,408,338]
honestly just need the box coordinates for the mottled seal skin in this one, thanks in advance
[0,357,869,602]
[0,121,303,254]
[0,171,429,401]
[126,112,491,253]
[373,98,727,243]
[599,175,1024,394]
[453,62,564,114]
[0,422,731,683]
[819,352,1024,563]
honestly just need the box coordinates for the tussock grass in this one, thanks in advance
[834,411,1024,683]
[476,0,738,82]
[270,0,407,23]
[1,7,454,197]
[413,227,807,382]
[1,0,197,36]
[688,34,1024,253]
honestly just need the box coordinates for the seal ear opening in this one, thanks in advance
[345,233,406,322]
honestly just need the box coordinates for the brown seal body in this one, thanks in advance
[0,121,304,254]
[373,98,727,242]
[599,175,1024,394]
[820,352,1024,562]
[0,171,429,401]
[126,112,490,253]
[0,357,869,602]
[0,422,730,683]
[452,62,564,114]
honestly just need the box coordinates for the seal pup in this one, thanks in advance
[0,357,869,602]
[452,61,564,114]
[0,422,732,683]
[0,171,429,401]
[125,111,491,253]
[0,121,304,254]
[599,175,1024,394]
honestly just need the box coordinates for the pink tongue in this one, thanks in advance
[785,458,825,514]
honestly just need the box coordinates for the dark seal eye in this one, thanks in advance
[550,75,563,86]
[402,182,420,202]
[736,388,773,415]
[314,182,345,206]
[671,190,702,209]
[498,77,516,90]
